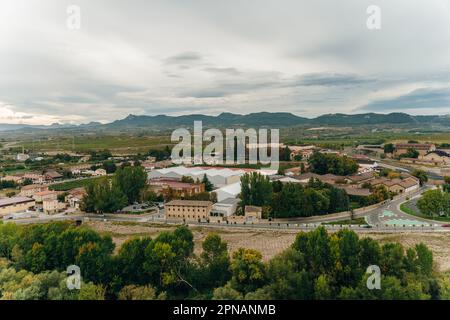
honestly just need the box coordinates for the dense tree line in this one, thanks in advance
[444,177,450,193]
[89,150,113,162]
[308,152,358,176]
[0,222,448,300]
[81,166,148,213]
[398,148,420,159]
[271,179,349,218]
[239,173,388,218]
[147,146,171,161]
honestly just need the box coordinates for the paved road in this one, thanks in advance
[365,186,443,227]
[5,190,449,232]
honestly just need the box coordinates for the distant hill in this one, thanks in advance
[105,112,450,129]
[106,112,309,129]
[0,112,449,133]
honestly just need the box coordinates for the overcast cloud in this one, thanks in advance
[0,0,449,124]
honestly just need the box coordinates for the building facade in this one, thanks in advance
[0,197,35,217]
[165,200,213,221]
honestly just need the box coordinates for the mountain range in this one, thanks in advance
[1,112,450,132]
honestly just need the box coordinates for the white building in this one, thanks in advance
[148,166,245,188]
[16,153,30,162]
[211,198,239,217]
[215,182,241,202]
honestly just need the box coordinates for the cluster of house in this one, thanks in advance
[284,171,420,195]
[394,143,450,166]
[0,184,87,218]
[69,164,107,176]
[2,170,63,184]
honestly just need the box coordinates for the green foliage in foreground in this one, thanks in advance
[0,222,448,300]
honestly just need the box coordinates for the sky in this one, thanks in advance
[0,0,450,125]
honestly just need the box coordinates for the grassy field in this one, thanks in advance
[49,176,106,191]
[282,128,450,147]
[21,134,172,154]
[13,128,450,155]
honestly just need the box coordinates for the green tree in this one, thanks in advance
[118,285,158,300]
[198,234,231,290]
[77,283,106,300]
[213,283,243,300]
[114,166,147,204]
[314,274,333,299]
[115,237,152,286]
[400,148,419,159]
[102,161,117,174]
[308,152,358,175]
[240,172,273,207]
[80,178,128,213]
[201,174,214,192]
[230,248,266,295]
[412,169,428,186]
[417,189,450,217]
[384,143,395,154]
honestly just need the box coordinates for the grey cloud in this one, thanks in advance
[359,87,450,112]
[165,52,203,65]
[293,73,376,87]
[1,0,449,124]
[203,67,241,76]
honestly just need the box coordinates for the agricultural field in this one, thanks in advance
[282,127,450,147]
[19,134,173,154]
[49,176,106,191]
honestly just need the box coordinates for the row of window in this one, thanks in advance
[168,207,207,212]
[168,214,207,219]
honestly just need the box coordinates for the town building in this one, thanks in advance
[370,177,419,194]
[65,188,87,209]
[346,172,376,186]
[165,200,213,221]
[1,174,24,184]
[43,199,63,214]
[211,198,239,217]
[284,167,303,176]
[148,166,248,188]
[394,143,436,157]
[94,168,107,176]
[149,178,205,198]
[244,206,262,222]
[33,190,58,203]
[215,182,241,202]
[420,150,450,165]
[287,145,316,160]
[23,173,46,184]
[44,170,63,181]
[70,164,92,175]
[16,153,30,162]
[0,197,35,217]
[19,184,49,197]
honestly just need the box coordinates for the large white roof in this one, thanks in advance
[215,182,241,195]
[154,166,244,178]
